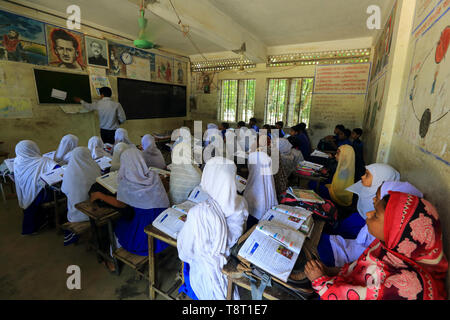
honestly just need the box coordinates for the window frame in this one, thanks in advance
[218,78,256,123]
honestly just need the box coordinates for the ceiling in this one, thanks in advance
[20,0,395,58]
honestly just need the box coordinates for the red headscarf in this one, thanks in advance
[312,192,448,300]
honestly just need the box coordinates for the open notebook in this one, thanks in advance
[3,158,14,173]
[95,171,119,194]
[95,156,112,171]
[40,166,67,186]
[152,207,187,239]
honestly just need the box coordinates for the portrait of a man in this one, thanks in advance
[85,36,109,68]
[46,26,85,70]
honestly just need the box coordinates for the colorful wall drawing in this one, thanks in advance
[107,41,154,78]
[402,0,449,161]
[0,10,47,65]
[153,54,174,84]
[174,59,187,85]
[46,25,85,70]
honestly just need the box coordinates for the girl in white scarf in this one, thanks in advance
[169,138,202,205]
[320,163,401,267]
[54,134,78,165]
[204,123,219,147]
[141,134,166,169]
[87,136,109,160]
[114,128,132,145]
[14,140,58,234]
[62,147,101,223]
[178,157,249,300]
[110,142,130,171]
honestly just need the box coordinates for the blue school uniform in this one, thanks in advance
[352,139,365,181]
[337,139,351,147]
[252,125,260,133]
[178,263,199,300]
[114,207,168,256]
[22,188,53,235]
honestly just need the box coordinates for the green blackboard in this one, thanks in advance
[33,69,92,104]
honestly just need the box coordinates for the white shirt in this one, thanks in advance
[81,97,126,130]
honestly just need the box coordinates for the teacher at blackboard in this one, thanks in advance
[74,87,126,144]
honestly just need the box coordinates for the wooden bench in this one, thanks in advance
[113,247,149,280]
[61,221,90,235]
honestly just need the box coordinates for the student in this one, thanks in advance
[279,137,303,177]
[317,163,401,267]
[324,145,355,206]
[141,134,166,170]
[288,124,311,160]
[236,121,246,129]
[249,117,259,132]
[54,134,78,165]
[219,122,230,138]
[351,128,365,181]
[74,87,126,144]
[298,122,312,152]
[177,157,249,300]
[169,134,202,205]
[305,191,448,300]
[244,141,278,226]
[110,142,130,171]
[275,121,285,137]
[14,140,58,235]
[61,147,101,245]
[337,129,352,147]
[90,148,170,268]
[204,123,220,147]
[319,124,345,151]
[114,128,132,145]
[87,136,109,160]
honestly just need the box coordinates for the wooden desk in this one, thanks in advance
[223,220,325,300]
[75,200,121,274]
[144,225,182,300]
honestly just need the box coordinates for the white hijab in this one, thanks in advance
[244,151,278,220]
[177,157,248,300]
[224,130,238,160]
[88,136,108,160]
[14,140,57,209]
[54,134,78,164]
[330,178,423,268]
[61,147,101,222]
[236,126,256,153]
[278,138,293,155]
[346,163,400,219]
[117,148,169,209]
[141,134,166,169]
[114,128,132,145]
[204,123,220,147]
[110,142,130,172]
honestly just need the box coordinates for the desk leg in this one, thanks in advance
[90,218,103,263]
[148,235,156,300]
[0,182,5,202]
[226,277,234,300]
[53,189,61,233]
[107,220,120,276]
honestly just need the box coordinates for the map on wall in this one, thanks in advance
[403,0,449,162]
[0,10,48,65]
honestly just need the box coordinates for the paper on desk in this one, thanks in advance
[51,88,67,101]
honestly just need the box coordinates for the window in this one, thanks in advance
[265,77,314,127]
[219,79,255,122]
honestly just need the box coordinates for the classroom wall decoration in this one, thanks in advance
[126,56,151,81]
[0,10,48,65]
[0,97,33,119]
[364,73,387,130]
[174,59,187,85]
[107,41,154,80]
[90,74,111,97]
[314,63,371,94]
[153,54,174,84]
[46,25,86,71]
[370,1,397,82]
[85,36,109,69]
[401,0,450,162]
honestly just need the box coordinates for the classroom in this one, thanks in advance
[0,0,449,302]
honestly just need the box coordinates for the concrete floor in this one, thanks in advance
[0,194,184,300]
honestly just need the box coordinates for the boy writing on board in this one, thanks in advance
[74,87,126,144]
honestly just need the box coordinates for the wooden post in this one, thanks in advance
[148,234,156,300]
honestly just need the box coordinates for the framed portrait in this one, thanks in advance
[85,36,109,69]
[46,25,86,71]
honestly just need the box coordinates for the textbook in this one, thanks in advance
[310,150,330,159]
[298,161,323,171]
[270,204,314,235]
[287,187,325,204]
[152,207,187,239]
[3,158,14,173]
[148,167,171,178]
[42,151,56,160]
[40,166,66,186]
[95,156,112,171]
[238,220,306,282]
[95,171,119,194]
[187,186,210,204]
[172,200,197,213]
[235,175,247,193]
[103,143,114,154]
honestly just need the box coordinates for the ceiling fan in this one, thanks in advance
[134,0,161,49]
